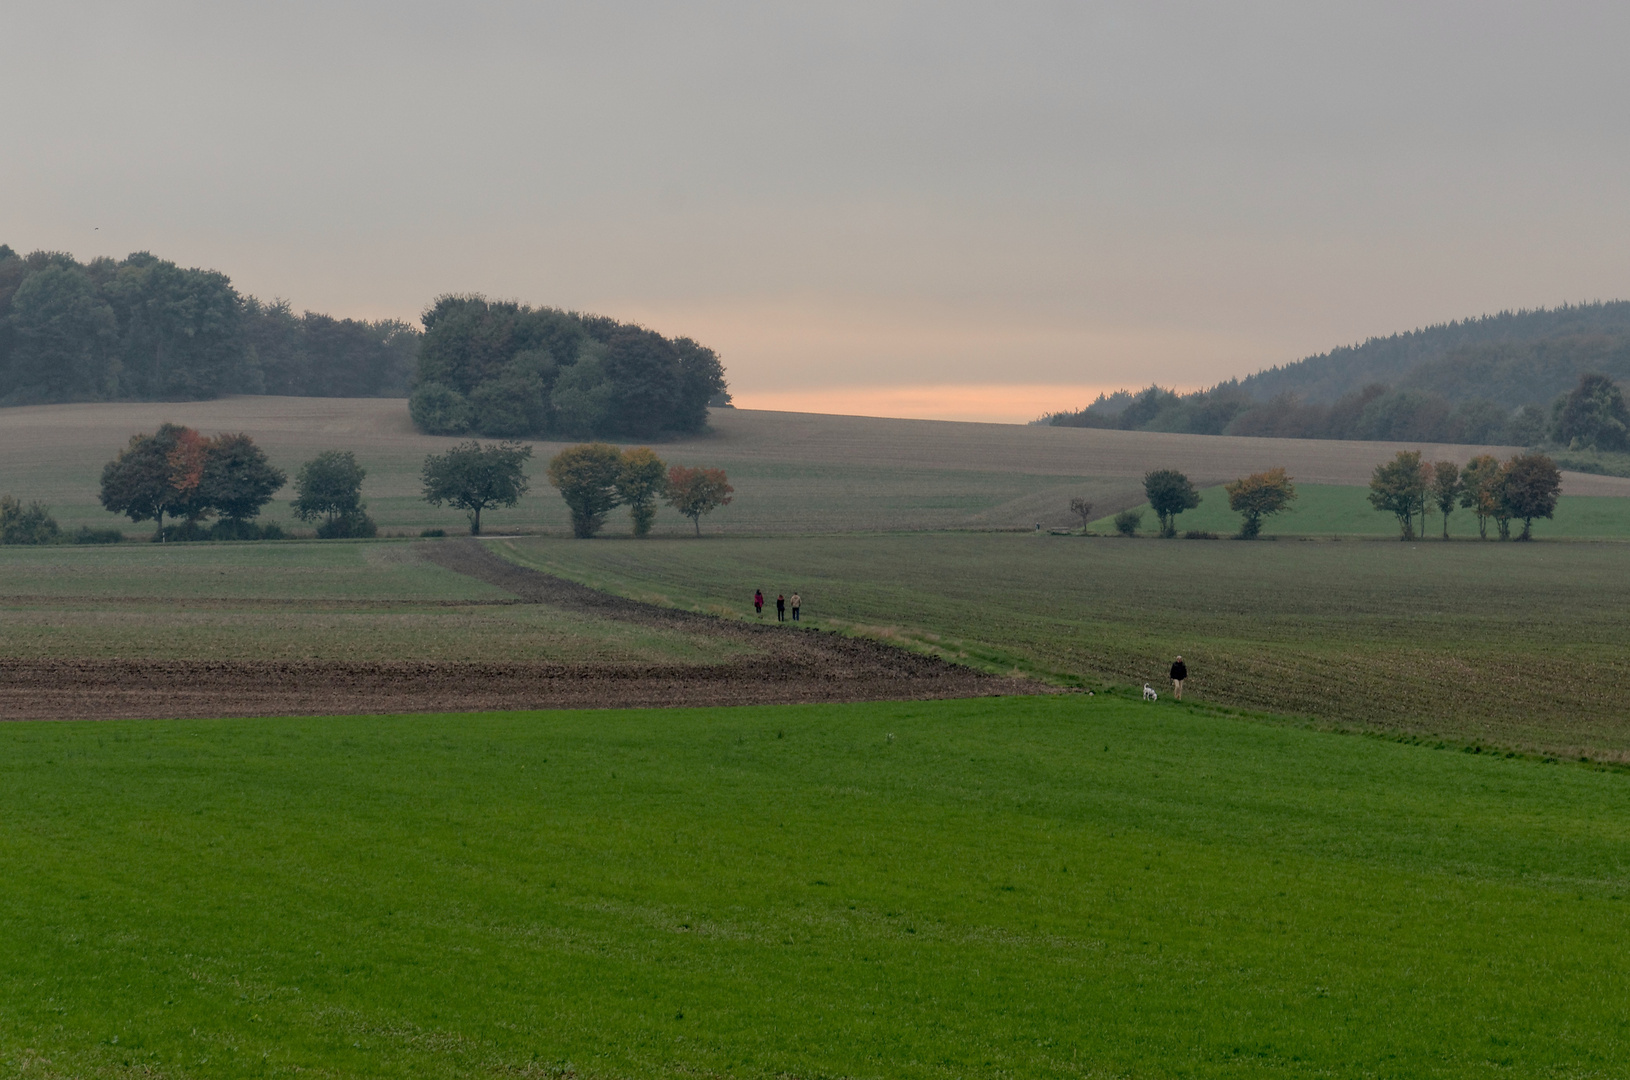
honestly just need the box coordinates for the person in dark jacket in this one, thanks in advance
[1170,656,1188,701]
[754,589,764,617]
[776,593,786,622]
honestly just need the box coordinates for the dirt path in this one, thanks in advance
[2,541,1040,721]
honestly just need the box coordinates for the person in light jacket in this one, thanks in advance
[1170,656,1188,701]
[790,592,801,621]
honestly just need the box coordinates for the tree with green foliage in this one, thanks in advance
[664,465,733,536]
[1551,373,1630,452]
[1143,469,1200,538]
[421,440,532,536]
[292,451,373,538]
[1429,460,1462,539]
[199,433,286,532]
[1113,508,1142,536]
[1499,452,1562,540]
[0,496,60,544]
[1367,450,1429,540]
[408,382,473,435]
[547,443,625,538]
[616,448,668,537]
[1224,467,1297,539]
[1459,454,1502,539]
[6,263,119,402]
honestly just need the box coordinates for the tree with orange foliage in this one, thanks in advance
[664,465,733,536]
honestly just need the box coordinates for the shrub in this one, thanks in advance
[73,525,125,544]
[0,496,60,544]
[206,519,284,541]
[1183,530,1219,540]
[408,382,473,435]
[420,528,447,538]
[1113,509,1143,536]
[316,513,377,539]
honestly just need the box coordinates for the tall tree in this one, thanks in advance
[615,448,668,537]
[1459,454,1502,539]
[1367,450,1429,540]
[1551,372,1630,451]
[1430,460,1462,539]
[665,465,733,536]
[1224,468,1297,539]
[1143,469,1200,538]
[292,451,370,537]
[546,443,625,538]
[5,263,119,402]
[1499,453,1562,540]
[99,423,205,538]
[1068,497,1094,532]
[421,440,532,535]
[200,433,286,527]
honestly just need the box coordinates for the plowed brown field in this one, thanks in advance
[0,541,1038,720]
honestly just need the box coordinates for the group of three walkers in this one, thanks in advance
[753,589,801,622]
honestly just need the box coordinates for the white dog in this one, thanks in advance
[1143,683,1159,702]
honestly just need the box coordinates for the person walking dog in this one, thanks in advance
[754,589,764,617]
[776,593,786,622]
[790,592,801,621]
[1170,656,1188,701]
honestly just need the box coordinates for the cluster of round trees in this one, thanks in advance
[1085,467,1298,539]
[546,444,733,538]
[1369,450,1561,540]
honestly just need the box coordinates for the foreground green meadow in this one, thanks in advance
[4,696,1629,1079]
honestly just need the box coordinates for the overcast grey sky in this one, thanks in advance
[5,2,1629,419]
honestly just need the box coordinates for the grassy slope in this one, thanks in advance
[1091,482,1630,538]
[3,697,1629,1079]
[497,533,1630,758]
[0,541,743,664]
[7,397,1626,536]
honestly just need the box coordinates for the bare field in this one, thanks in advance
[3,397,1625,535]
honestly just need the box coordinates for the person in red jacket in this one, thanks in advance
[754,589,764,617]
[1170,656,1188,701]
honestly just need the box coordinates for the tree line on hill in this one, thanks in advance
[407,295,729,440]
[0,245,734,441]
[1051,370,1630,454]
[0,245,417,404]
[1048,302,1630,451]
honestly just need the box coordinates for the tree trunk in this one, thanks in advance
[692,514,701,536]
[157,509,164,543]
[471,506,482,535]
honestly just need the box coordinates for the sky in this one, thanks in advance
[5,2,1630,422]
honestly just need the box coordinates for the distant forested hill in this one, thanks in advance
[0,244,416,404]
[1048,301,1630,450]
[1238,302,1630,406]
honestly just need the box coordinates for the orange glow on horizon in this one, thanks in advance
[728,383,1194,424]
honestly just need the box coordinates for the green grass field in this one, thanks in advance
[0,541,742,664]
[496,532,1630,759]
[4,696,1629,1078]
[1090,482,1630,538]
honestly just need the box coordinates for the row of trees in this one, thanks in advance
[94,425,733,540]
[1369,451,1561,540]
[0,246,416,404]
[1050,371,1630,453]
[408,295,729,440]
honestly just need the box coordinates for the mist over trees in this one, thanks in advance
[409,295,729,440]
[0,245,416,405]
[1048,302,1630,450]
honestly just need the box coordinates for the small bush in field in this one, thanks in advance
[1113,509,1143,536]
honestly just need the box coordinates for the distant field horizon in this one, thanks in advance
[3,397,1626,537]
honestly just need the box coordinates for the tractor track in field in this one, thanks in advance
[1,540,1042,720]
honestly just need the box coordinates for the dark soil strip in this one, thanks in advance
[2,541,1039,720]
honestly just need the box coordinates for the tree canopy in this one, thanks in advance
[1367,451,1429,540]
[421,440,532,535]
[408,295,728,440]
[665,465,733,536]
[1143,469,1200,537]
[0,245,416,405]
[546,444,626,538]
[1224,468,1296,539]
[292,451,373,538]
[99,425,285,537]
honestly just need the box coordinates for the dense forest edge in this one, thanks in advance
[1046,301,1630,470]
[0,244,732,440]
